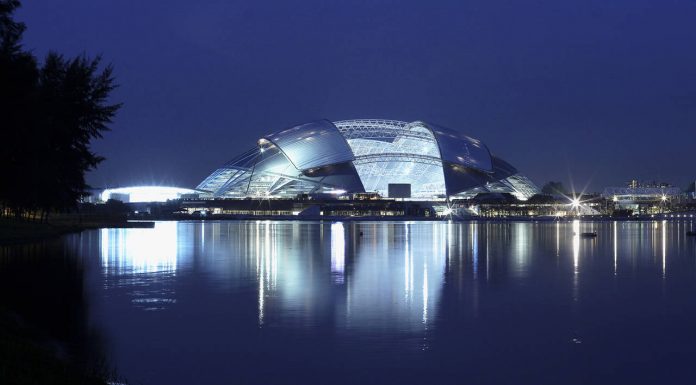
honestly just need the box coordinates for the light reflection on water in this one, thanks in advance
[99,221,188,310]
[82,220,696,385]
[330,222,345,284]
[94,220,692,316]
[100,221,180,275]
[92,221,692,316]
[341,222,445,333]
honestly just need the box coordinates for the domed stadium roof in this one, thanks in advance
[197,119,539,200]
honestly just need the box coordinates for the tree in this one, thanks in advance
[0,0,23,54]
[36,53,121,213]
[0,0,38,217]
[541,181,566,196]
[0,0,120,220]
[526,194,556,204]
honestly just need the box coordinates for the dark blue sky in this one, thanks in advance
[17,0,696,191]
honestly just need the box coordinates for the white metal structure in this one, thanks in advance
[197,119,539,200]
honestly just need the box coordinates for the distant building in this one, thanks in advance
[197,119,539,201]
[685,181,696,199]
[95,186,199,203]
[602,180,681,214]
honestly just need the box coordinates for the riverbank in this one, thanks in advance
[0,218,153,245]
[0,219,84,245]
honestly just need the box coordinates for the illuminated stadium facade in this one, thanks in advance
[197,119,539,200]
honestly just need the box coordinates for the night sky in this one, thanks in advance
[17,0,696,192]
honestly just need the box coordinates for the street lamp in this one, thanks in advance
[570,197,581,216]
[660,194,668,215]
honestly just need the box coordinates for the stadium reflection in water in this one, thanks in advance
[184,221,452,331]
[86,219,696,385]
[94,220,682,322]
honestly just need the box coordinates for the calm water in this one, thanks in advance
[4,220,696,384]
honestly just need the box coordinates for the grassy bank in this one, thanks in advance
[0,219,85,245]
[0,216,151,245]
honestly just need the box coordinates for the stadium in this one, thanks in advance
[197,119,538,201]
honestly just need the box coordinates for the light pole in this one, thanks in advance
[571,198,581,217]
[661,195,668,215]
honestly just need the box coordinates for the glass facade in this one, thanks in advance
[197,119,540,200]
[335,120,447,198]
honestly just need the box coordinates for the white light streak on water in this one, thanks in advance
[405,224,410,299]
[572,220,580,274]
[614,221,618,275]
[422,261,428,325]
[662,220,667,278]
[471,222,478,278]
[331,222,346,284]
[100,221,178,275]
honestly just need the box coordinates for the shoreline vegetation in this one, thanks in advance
[0,216,155,245]
[1,0,122,381]
[1,0,120,246]
[0,218,96,245]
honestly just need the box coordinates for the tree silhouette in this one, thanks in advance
[1,0,36,217]
[0,0,24,53]
[36,53,121,214]
[541,181,566,196]
[0,0,120,220]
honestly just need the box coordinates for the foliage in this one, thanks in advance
[541,181,566,196]
[0,0,23,54]
[525,194,558,204]
[0,0,120,220]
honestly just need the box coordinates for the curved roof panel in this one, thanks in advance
[262,120,354,171]
[196,147,260,193]
[420,122,493,173]
[490,156,518,181]
[198,118,535,199]
[441,163,491,196]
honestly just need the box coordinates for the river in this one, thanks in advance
[3,220,696,384]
